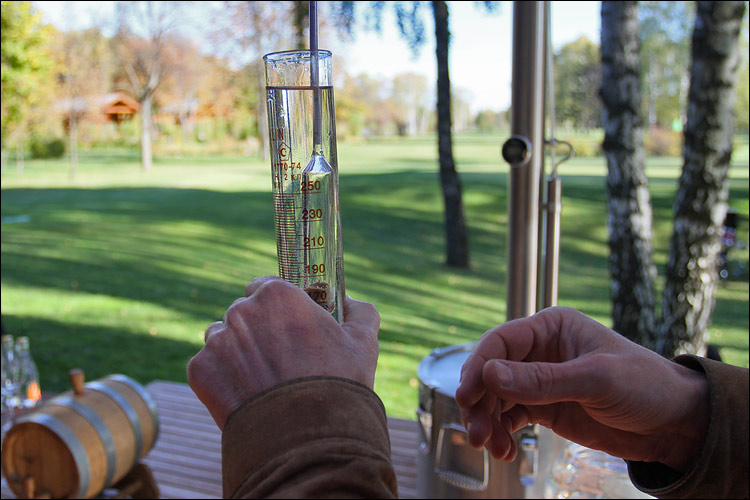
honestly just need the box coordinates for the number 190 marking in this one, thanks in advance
[306,263,326,274]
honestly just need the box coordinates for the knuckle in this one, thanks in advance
[528,362,556,398]
[224,298,252,326]
[361,301,380,321]
[186,353,206,384]
[256,278,296,302]
[204,321,223,340]
[246,275,282,295]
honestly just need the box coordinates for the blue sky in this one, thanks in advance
[33,1,601,113]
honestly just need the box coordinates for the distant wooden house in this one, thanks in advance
[54,92,141,126]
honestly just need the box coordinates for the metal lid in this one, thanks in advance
[417,343,476,398]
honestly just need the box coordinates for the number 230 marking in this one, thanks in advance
[302,208,323,220]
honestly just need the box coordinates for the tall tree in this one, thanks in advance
[112,1,182,172]
[554,36,601,129]
[600,1,746,357]
[391,73,429,136]
[52,28,113,179]
[657,0,746,356]
[638,1,695,128]
[600,1,658,346]
[433,0,469,267]
[335,1,490,267]
[292,1,309,50]
[0,1,52,169]
[211,2,295,161]
[336,72,390,136]
[157,34,204,137]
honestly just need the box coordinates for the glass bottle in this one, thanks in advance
[545,443,654,499]
[14,336,41,411]
[2,334,20,435]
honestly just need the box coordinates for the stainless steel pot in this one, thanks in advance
[417,343,569,499]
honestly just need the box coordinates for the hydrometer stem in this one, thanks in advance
[310,1,322,150]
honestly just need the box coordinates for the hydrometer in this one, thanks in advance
[263,1,345,321]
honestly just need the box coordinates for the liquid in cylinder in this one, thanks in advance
[265,78,344,322]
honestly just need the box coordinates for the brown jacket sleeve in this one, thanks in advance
[628,355,749,498]
[222,376,398,499]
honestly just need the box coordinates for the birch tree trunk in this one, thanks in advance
[656,0,746,356]
[141,92,153,172]
[600,1,657,345]
[433,0,469,268]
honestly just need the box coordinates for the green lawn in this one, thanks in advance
[1,133,748,419]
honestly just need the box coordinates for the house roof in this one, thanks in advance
[54,92,141,115]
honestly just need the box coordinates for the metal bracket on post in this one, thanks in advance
[502,136,532,167]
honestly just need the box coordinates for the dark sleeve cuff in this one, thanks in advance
[627,355,749,499]
[222,376,398,499]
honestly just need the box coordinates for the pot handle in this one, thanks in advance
[434,423,489,491]
[416,407,432,450]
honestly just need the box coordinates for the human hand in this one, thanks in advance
[455,306,709,472]
[187,276,380,430]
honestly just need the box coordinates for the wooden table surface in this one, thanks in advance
[1,380,419,499]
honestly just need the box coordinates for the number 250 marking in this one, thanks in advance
[301,180,322,192]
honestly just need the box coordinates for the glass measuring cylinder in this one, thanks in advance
[264,50,345,322]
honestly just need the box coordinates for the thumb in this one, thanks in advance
[482,358,597,406]
[342,296,380,338]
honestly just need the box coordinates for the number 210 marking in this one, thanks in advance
[304,236,325,247]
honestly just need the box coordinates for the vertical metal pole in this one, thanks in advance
[507,1,547,321]
[542,177,561,308]
[506,5,571,498]
[502,3,548,495]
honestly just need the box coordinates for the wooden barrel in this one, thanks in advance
[1,372,160,499]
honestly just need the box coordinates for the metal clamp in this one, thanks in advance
[544,138,575,173]
[434,423,489,491]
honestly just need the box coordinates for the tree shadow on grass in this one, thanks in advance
[1,314,199,393]
[3,171,747,396]
[1,188,280,322]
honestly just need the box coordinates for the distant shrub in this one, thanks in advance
[644,127,682,156]
[29,136,66,159]
[563,136,602,157]
[105,119,141,148]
